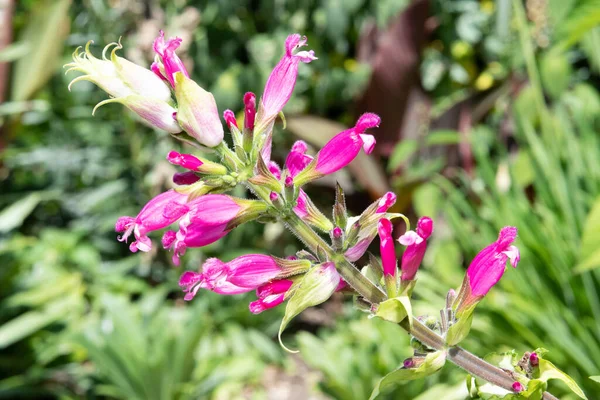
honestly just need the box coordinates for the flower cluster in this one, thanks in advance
[65,31,519,329]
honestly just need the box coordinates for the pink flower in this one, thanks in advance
[315,113,380,175]
[152,30,189,88]
[164,223,230,266]
[378,218,397,277]
[466,227,520,296]
[167,151,203,171]
[249,279,294,314]
[285,140,313,178]
[344,238,371,262]
[223,109,238,130]
[398,216,433,281]
[172,172,200,185]
[226,254,285,288]
[255,34,317,133]
[178,259,253,301]
[244,92,256,131]
[115,190,189,252]
[294,190,309,219]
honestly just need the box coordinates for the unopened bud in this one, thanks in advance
[173,171,200,185]
[403,358,415,369]
[529,352,539,367]
[174,73,224,147]
[512,382,524,393]
[223,109,238,130]
[270,192,279,202]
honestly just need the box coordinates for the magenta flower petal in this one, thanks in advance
[378,218,397,277]
[399,216,433,281]
[153,30,189,87]
[467,226,519,296]
[226,254,282,288]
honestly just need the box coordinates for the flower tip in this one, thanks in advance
[291,140,308,154]
[356,113,381,133]
[417,217,434,239]
[243,92,256,106]
[162,230,177,248]
[378,218,393,236]
[332,226,343,238]
[223,109,238,129]
[179,270,201,287]
[115,216,134,232]
[498,226,518,244]
[269,192,279,202]
[359,134,376,154]
[249,300,266,314]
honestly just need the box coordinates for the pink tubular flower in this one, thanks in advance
[315,113,379,175]
[115,190,189,252]
[244,92,256,130]
[293,113,380,186]
[466,226,520,296]
[152,30,189,87]
[378,219,397,277]
[179,258,253,301]
[255,34,317,133]
[167,151,203,171]
[223,109,238,130]
[225,254,285,288]
[398,216,434,281]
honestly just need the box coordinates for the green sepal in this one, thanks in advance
[446,303,476,346]
[278,262,339,353]
[399,279,417,297]
[536,359,587,399]
[248,155,282,193]
[333,183,348,229]
[175,180,212,200]
[369,351,447,400]
[375,295,413,328]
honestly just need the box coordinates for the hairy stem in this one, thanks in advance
[282,212,559,399]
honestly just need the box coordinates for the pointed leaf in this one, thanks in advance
[375,295,413,328]
[538,359,587,399]
[446,304,476,346]
[369,351,447,400]
[278,262,339,352]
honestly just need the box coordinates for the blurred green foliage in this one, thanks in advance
[1,0,599,399]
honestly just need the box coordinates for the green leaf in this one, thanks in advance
[425,130,462,146]
[278,262,340,352]
[375,295,413,328]
[538,359,588,399]
[575,197,600,272]
[446,304,476,346]
[484,350,519,370]
[388,139,419,171]
[11,0,72,101]
[0,193,43,233]
[369,351,447,400]
[589,376,600,383]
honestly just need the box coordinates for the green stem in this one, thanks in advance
[281,209,559,399]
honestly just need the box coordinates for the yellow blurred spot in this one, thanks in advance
[475,72,494,91]
[451,41,472,59]
[481,0,495,14]
[344,59,358,72]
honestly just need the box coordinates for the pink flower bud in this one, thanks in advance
[512,382,524,393]
[167,151,203,171]
[344,238,371,262]
[403,358,415,368]
[332,227,343,238]
[376,192,397,213]
[529,352,539,367]
[293,190,334,231]
[174,73,224,147]
[223,109,238,130]
[255,34,317,133]
[466,226,520,296]
[243,92,256,130]
[172,171,200,185]
[152,30,189,88]
[285,176,294,187]
[270,192,279,202]
[378,218,397,277]
[115,190,189,253]
[398,216,434,281]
